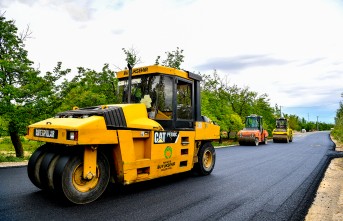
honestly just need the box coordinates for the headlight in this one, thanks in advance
[67,131,78,141]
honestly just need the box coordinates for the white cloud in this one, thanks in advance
[2,0,343,123]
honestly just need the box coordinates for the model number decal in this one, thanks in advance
[123,67,148,76]
[154,131,179,144]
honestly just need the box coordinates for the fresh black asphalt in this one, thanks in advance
[0,131,335,221]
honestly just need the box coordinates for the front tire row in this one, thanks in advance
[27,145,110,204]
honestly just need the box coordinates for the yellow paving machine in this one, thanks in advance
[272,117,293,143]
[26,65,220,204]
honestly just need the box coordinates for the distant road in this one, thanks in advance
[0,131,333,221]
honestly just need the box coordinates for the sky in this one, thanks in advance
[1,0,343,124]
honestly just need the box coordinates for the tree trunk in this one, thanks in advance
[10,130,24,158]
[8,120,24,158]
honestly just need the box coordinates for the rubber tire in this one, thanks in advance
[194,142,216,176]
[254,138,259,146]
[290,136,293,142]
[46,153,62,192]
[53,154,72,193]
[27,144,49,189]
[39,151,60,191]
[54,152,110,204]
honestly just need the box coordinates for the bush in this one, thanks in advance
[332,117,343,143]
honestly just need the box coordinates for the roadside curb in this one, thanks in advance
[0,161,28,168]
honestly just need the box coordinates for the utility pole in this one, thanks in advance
[280,106,282,117]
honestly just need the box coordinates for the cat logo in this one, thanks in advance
[154,131,179,144]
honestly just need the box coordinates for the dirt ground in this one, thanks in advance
[305,136,343,221]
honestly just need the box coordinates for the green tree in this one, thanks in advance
[252,94,275,134]
[333,92,343,142]
[56,64,118,111]
[226,84,257,119]
[122,47,141,68]
[288,114,301,131]
[200,70,243,142]
[0,14,60,157]
[155,47,184,69]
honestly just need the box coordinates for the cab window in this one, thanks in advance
[177,80,192,120]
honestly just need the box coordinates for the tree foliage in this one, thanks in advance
[0,14,49,156]
[122,47,141,68]
[200,70,245,140]
[332,93,343,142]
[155,47,184,69]
[48,63,118,112]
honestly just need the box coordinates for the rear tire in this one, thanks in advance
[54,151,110,204]
[194,142,216,176]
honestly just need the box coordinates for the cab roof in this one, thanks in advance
[116,65,202,81]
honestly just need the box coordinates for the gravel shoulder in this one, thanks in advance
[305,135,343,221]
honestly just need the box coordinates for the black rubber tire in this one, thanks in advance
[254,138,259,146]
[39,150,60,191]
[54,151,110,204]
[53,154,72,193]
[46,153,62,192]
[193,142,216,176]
[27,144,49,189]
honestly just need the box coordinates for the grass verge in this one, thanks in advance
[0,137,43,162]
[213,139,238,147]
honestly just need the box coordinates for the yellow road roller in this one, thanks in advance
[26,65,220,204]
[272,117,293,143]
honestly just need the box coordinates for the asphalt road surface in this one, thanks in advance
[0,131,334,221]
